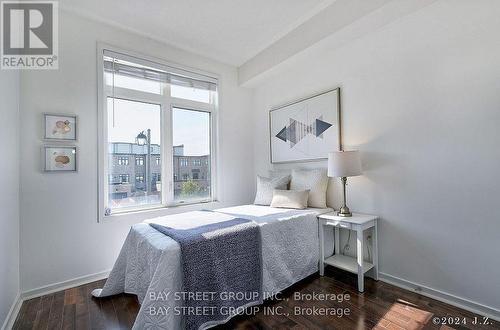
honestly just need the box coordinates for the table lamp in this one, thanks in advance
[328,150,362,217]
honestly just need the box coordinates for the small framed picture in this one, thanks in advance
[44,113,77,141]
[44,146,77,172]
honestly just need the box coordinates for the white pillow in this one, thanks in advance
[253,175,291,205]
[290,169,328,208]
[270,189,309,209]
[269,170,292,189]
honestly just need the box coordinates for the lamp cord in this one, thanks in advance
[343,231,372,262]
[343,230,351,254]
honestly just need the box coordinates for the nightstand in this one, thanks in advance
[318,212,378,292]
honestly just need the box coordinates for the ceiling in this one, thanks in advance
[60,0,331,66]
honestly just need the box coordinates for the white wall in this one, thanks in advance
[0,71,20,326]
[19,11,254,292]
[252,0,500,313]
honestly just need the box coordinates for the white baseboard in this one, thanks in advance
[379,272,500,322]
[1,271,110,330]
[21,270,110,301]
[1,293,22,330]
[1,270,110,330]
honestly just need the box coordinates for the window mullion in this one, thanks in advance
[162,84,174,206]
[209,94,217,203]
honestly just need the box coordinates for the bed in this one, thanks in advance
[92,204,332,329]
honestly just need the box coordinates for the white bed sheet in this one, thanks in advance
[92,205,331,329]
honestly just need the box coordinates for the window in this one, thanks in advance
[117,156,129,165]
[106,98,161,211]
[135,156,144,166]
[99,47,217,217]
[173,108,211,203]
[108,175,119,183]
[119,174,130,183]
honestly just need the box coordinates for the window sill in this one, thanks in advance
[99,200,223,223]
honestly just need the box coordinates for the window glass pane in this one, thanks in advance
[107,98,162,211]
[171,85,210,103]
[172,108,211,203]
[105,72,162,94]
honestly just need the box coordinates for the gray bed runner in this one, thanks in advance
[149,217,262,330]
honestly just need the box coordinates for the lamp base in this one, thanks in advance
[337,206,352,217]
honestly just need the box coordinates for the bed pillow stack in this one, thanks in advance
[253,175,291,205]
[289,169,328,208]
[253,169,329,209]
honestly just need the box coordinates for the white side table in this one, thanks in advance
[318,212,379,292]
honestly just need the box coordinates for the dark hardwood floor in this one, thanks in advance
[13,268,499,330]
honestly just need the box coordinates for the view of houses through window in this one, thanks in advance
[107,98,162,210]
[108,142,210,208]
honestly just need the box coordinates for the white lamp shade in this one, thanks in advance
[328,151,362,178]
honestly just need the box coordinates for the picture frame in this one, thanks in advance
[269,88,342,164]
[44,113,78,141]
[43,145,78,172]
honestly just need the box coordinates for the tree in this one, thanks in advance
[181,179,200,196]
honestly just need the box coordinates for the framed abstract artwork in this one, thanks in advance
[44,113,77,141]
[269,88,341,164]
[44,146,78,172]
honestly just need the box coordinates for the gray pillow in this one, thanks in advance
[253,175,291,205]
[270,189,310,209]
[290,169,328,208]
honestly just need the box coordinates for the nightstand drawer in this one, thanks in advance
[325,220,351,229]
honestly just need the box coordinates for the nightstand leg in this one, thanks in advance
[319,222,325,276]
[334,227,340,255]
[357,228,364,292]
[372,222,379,281]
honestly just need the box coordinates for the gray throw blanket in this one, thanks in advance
[150,217,262,330]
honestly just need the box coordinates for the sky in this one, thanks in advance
[107,98,210,156]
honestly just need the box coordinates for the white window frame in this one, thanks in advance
[97,43,219,221]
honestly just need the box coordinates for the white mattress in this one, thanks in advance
[92,205,332,329]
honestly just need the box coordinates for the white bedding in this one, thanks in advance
[92,205,331,329]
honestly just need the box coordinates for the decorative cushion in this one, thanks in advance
[270,189,309,209]
[269,170,292,189]
[253,175,291,205]
[290,169,328,208]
